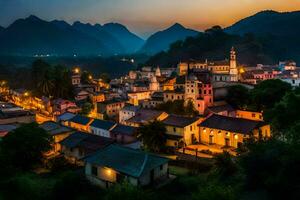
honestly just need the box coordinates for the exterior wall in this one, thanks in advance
[85,163,144,188]
[138,163,168,186]
[92,94,105,103]
[0,115,36,125]
[142,100,163,109]
[236,110,263,121]
[177,62,189,76]
[90,126,111,138]
[165,120,200,146]
[98,102,126,118]
[163,92,184,102]
[128,91,151,106]
[69,122,90,132]
[199,124,271,148]
[61,145,85,163]
[199,127,245,148]
[281,78,300,87]
[53,133,71,152]
[119,110,136,124]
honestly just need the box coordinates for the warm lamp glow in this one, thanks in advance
[74,68,80,74]
[107,169,112,175]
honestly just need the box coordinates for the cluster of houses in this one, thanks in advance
[0,47,281,189]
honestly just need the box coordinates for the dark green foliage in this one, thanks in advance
[80,102,93,116]
[250,79,292,111]
[0,173,53,200]
[52,171,104,200]
[105,182,152,200]
[31,59,75,99]
[239,139,300,200]
[0,123,52,171]
[226,85,250,110]
[156,100,197,116]
[214,151,238,179]
[137,120,167,152]
[192,183,237,200]
[265,92,300,134]
[146,26,272,68]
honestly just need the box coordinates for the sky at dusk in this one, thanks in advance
[1,0,300,38]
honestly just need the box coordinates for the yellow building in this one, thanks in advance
[39,121,74,154]
[236,110,263,121]
[162,115,202,148]
[163,89,185,102]
[127,91,151,106]
[67,115,93,132]
[199,114,271,148]
[162,77,176,91]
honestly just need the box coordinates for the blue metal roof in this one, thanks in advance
[69,115,91,125]
[90,119,116,130]
[84,144,168,178]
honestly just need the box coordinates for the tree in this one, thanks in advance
[105,182,152,200]
[80,102,93,116]
[265,92,300,134]
[137,120,167,152]
[52,65,74,99]
[226,85,250,110]
[0,123,52,170]
[250,79,292,111]
[192,183,236,200]
[238,139,300,199]
[214,151,238,179]
[184,100,198,117]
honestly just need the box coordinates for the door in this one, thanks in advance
[209,135,214,145]
[225,138,230,147]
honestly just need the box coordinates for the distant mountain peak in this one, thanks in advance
[169,23,185,29]
[26,15,42,21]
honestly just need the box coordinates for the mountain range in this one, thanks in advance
[139,23,199,55]
[1,10,300,58]
[225,10,300,37]
[0,15,200,56]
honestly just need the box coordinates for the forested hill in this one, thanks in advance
[145,26,280,67]
[146,10,300,68]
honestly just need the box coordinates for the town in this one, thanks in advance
[1,2,300,199]
[0,46,299,194]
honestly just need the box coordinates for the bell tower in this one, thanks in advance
[229,47,238,82]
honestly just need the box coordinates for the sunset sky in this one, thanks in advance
[1,0,300,38]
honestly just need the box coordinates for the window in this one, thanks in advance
[160,164,163,170]
[173,127,176,132]
[190,126,192,131]
[252,113,256,118]
[92,166,98,176]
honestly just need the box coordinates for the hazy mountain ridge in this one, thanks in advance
[0,15,144,56]
[102,23,145,53]
[140,23,200,55]
[225,10,300,36]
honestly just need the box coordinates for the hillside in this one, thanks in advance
[102,23,145,53]
[140,23,199,55]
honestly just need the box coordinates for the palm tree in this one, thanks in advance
[37,70,54,97]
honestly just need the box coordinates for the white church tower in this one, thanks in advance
[229,47,238,82]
